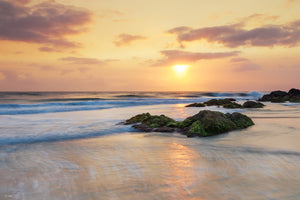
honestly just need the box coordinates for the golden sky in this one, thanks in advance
[0,0,300,91]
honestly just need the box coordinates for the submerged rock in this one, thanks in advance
[259,88,300,103]
[122,110,254,137]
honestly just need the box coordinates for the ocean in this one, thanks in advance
[0,91,299,199]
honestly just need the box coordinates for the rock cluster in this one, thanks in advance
[123,110,254,137]
[186,99,264,108]
[259,88,300,103]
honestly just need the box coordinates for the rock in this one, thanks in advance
[259,88,300,103]
[124,112,176,128]
[288,88,300,102]
[223,102,243,108]
[185,103,205,107]
[132,124,175,132]
[242,101,265,108]
[288,88,300,96]
[203,98,242,108]
[226,112,255,129]
[185,110,237,137]
[204,98,237,106]
[184,110,254,137]
[290,96,300,102]
[122,110,254,137]
[226,98,236,101]
[270,90,288,97]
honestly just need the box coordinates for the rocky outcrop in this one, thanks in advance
[123,110,254,137]
[186,99,264,109]
[259,88,300,103]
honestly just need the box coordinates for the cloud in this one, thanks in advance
[236,14,279,26]
[0,69,36,87]
[168,19,300,48]
[285,0,297,7]
[230,57,261,71]
[0,0,92,49]
[153,50,239,67]
[39,47,59,52]
[99,9,125,22]
[11,0,31,4]
[114,34,147,46]
[0,72,5,80]
[60,57,105,65]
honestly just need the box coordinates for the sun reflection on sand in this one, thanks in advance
[162,142,201,199]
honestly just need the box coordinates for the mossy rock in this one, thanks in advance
[123,110,254,137]
[185,103,205,107]
[204,98,233,106]
[124,113,151,124]
[124,112,175,128]
[186,110,238,137]
[177,118,193,129]
[223,102,243,108]
[204,98,240,108]
[242,101,265,108]
[226,112,254,128]
[188,121,207,137]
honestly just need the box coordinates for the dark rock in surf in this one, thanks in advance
[259,88,300,103]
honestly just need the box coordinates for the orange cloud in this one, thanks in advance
[0,0,92,49]
[168,19,300,48]
[114,34,147,46]
[60,57,105,66]
[153,50,239,67]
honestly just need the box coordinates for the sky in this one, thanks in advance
[0,0,300,91]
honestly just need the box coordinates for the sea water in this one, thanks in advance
[0,92,299,200]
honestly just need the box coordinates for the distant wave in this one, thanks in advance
[113,94,154,98]
[201,91,263,97]
[0,126,131,145]
[176,91,263,98]
[0,99,197,115]
[37,98,106,102]
[0,91,264,115]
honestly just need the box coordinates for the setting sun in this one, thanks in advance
[172,65,189,74]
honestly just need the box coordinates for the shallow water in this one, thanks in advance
[0,92,299,200]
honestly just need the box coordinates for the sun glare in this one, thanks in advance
[172,65,189,74]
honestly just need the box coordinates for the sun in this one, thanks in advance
[172,64,189,74]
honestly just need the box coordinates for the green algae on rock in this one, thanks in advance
[122,110,254,137]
